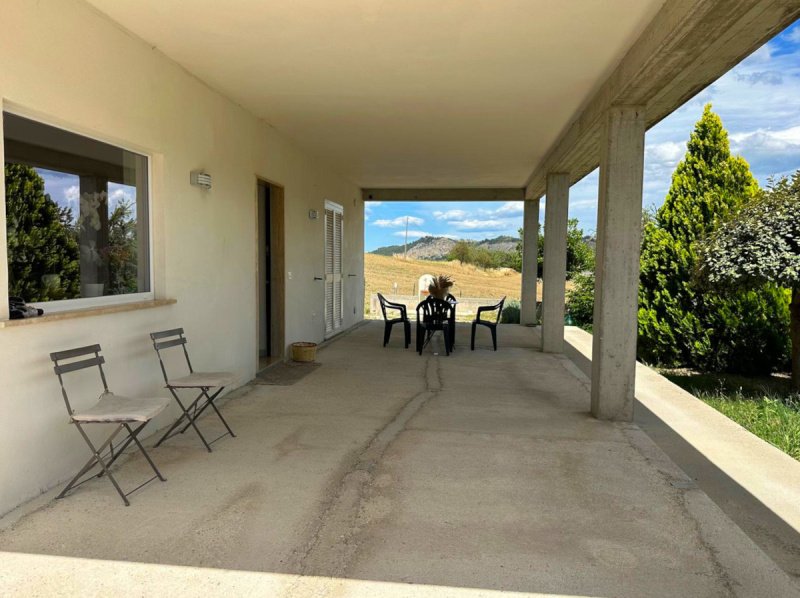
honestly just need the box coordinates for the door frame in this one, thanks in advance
[255,178,286,367]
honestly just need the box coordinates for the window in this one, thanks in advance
[3,112,150,306]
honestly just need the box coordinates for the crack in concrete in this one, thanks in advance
[622,426,739,597]
[284,355,442,590]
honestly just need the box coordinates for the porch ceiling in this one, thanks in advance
[85,0,664,188]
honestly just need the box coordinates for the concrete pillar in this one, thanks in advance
[541,173,569,352]
[591,106,646,422]
[520,197,540,325]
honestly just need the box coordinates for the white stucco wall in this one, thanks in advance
[0,0,364,515]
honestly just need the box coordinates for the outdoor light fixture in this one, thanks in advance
[190,170,212,190]
[309,209,319,220]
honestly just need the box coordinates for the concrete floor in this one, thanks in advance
[0,322,797,597]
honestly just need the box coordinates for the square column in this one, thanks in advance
[591,106,646,421]
[520,197,540,325]
[541,173,569,352]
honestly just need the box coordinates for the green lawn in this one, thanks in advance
[661,370,800,461]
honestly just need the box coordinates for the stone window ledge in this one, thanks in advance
[0,299,177,328]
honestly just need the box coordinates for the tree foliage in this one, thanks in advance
[517,218,594,279]
[5,163,80,301]
[698,172,800,389]
[637,104,789,374]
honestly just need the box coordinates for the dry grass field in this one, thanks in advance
[364,253,530,303]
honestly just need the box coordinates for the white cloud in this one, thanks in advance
[392,230,435,239]
[373,215,424,228]
[432,209,467,220]
[448,219,510,231]
[646,141,685,166]
[109,188,134,203]
[494,201,524,215]
[730,125,800,153]
[64,185,79,204]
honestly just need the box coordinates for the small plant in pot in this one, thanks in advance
[428,274,454,300]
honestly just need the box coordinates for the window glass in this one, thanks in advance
[3,113,150,302]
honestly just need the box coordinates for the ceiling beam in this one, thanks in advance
[362,188,525,202]
[525,0,800,199]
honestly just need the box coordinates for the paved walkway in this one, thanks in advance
[0,323,796,597]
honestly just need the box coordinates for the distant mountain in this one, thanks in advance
[370,235,520,260]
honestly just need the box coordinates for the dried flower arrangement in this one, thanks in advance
[428,274,454,299]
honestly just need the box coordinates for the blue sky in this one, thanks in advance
[365,19,800,252]
[37,168,137,224]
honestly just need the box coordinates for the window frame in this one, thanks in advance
[1,106,155,314]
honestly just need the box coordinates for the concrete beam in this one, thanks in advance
[362,188,525,202]
[591,106,646,422]
[524,0,800,199]
[541,174,569,353]
[520,198,540,325]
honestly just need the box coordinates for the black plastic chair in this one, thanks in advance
[471,297,506,351]
[416,297,455,355]
[377,293,410,348]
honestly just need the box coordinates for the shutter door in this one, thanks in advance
[334,210,344,330]
[324,202,344,337]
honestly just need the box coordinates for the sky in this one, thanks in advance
[37,168,137,224]
[365,19,800,252]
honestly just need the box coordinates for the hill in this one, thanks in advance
[365,253,527,303]
[370,235,520,260]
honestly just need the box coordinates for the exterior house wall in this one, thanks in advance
[0,0,364,514]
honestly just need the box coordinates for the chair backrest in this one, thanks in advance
[478,296,506,324]
[377,293,389,321]
[50,344,108,415]
[150,328,192,382]
[416,296,454,328]
[491,296,506,324]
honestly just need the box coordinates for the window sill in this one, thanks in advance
[0,299,177,328]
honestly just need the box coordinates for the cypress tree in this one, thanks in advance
[5,163,80,301]
[637,104,789,374]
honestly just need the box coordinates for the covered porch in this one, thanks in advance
[1,323,795,596]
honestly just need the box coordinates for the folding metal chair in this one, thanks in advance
[150,328,236,452]
[50,345,170,506]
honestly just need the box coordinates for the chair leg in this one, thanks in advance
[491,326,498,351]
[471,322,477,350]
[125,422,167,482]
[58,423,125,498]
[443,325,451,356]
[69,423,130,506]
[417,324,423,355]
[202,387,237,439]
[383,322,391,347]
[156,391,213,452]
[404,321,411,348]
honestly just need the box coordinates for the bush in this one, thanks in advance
[637,104,790,374]
[500,299,521,323]
[566,272,594,330]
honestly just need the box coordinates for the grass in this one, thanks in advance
[661,369,800,461]
[365,253,527,302]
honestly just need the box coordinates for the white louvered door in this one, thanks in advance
[324,201,344,337]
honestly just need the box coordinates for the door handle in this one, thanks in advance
[314,277,323,281]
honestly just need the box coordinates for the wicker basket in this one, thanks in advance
[291,341,317,363]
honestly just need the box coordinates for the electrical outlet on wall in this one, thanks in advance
[288,271,293,280]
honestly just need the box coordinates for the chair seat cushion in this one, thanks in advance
[167,371,235,388]
[71,392,170,423]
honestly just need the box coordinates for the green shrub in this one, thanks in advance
[566,272,594,330]
[500,299,521,324]
[637,104,790,374]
